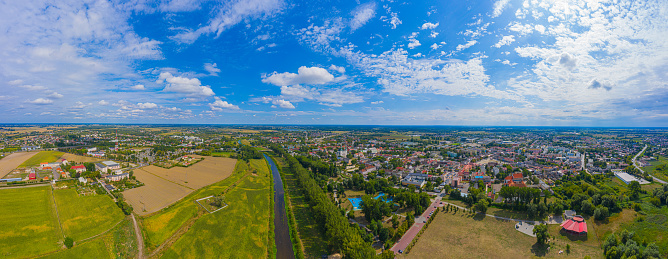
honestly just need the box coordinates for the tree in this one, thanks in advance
[566,244,570,254]
[64,237,74,249]
[533,224,549,245]
[642,243,661,259]
[391,214,399,228]
[594,206,609,221]
[475,199,488,214]
[628,181,641,200]
[581,200,594,215]
[603,233,618,254]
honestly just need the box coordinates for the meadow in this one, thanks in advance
[403,210,602,259]
[141,160,248,250]
[59,153,104,163]
[54,188,125,241]
[0,186,62,259]
[159,159,272,258]
[19,150,65,168]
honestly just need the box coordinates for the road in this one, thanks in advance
[632,145,667,184]
[97,178,117,202]
[390,198,444,255]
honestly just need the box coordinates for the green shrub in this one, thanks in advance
[64,237,74,249]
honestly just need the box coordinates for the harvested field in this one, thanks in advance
[59,153,104,163]
[0,151,38,178]
[123,157,236,216]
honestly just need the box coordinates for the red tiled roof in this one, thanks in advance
[71,165,86,169]
[512,173,523,179]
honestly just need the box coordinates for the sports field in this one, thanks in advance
[54,189,125,241]
[19,151,65,168]
[0,151,38,178]
[403,210,602,258]
[160,159,272,258]
[0,186,62,259]
[123,157,236,216]
[142,160,248,250]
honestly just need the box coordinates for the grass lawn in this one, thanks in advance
[403,210,603,258]
[41,217,138,259]
[643,155,668,182]
[19,151,65,168]
[160,159,272,258]
[279,157,329,257]
[54,189,125,241]
[141,160,248,250]
[0,186,62,259]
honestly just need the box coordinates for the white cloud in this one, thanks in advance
[491,0,511,18]
[98,100,109,105]
[157,72,215,97]
[204,63,221,76]
[17,85,46,91]
[329,65,346,73]
[420,22,439,30]
[28,98,53,105]
[262,66,335,86]
[272,99,295,109]
[389,13,402,29]
[8,80,23,85]
[137,102,158,109]
[493,35,515,48]
[456,40,477,51]
[131,84,145,90]
[430,31,439,38]
[209,97,240,110]
[171,0,284,44]
[430,43,439,50]
[407,38,421,49]
[350,3,376,31]
[371,101,384,104]
[47,92,64,99]
[534,24,546,34]
[508,22,533,35]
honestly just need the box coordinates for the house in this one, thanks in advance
[21,145,40,151]
[28,172,36,180]
[560,215,587,235]
[504,173,524,184]
[71,165,87,173]
[105,173,129,182]
[95,161,120,172]
[401,173,429,188]
[78,177,88,184]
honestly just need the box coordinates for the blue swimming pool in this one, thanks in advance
[348,193,394,210]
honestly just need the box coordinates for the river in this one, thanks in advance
[263,154,295,259]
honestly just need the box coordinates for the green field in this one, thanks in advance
[643,155,668,182]
[160,159,272,258]
[277,157,328,257]
[210,152,234,157]
[54,189,125,241]
[142,160,248,250]
[19,151,65,168]
[0,186,62,259]
[41,218,137,259]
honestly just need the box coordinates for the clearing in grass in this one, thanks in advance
[53,188,125,241]
[19,151,65,168]
[402,210,602,258]
[159,159,272,258]
[0,186,62,259]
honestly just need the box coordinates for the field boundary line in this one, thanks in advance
[50,185,65,239]
[195,195,228,214]
[77,218,125,243]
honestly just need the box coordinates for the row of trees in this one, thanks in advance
[270,145,382,258]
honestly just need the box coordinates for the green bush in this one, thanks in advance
[64,237,74,249]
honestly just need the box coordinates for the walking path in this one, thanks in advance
[390,199,444,254]
[132,214,144,259]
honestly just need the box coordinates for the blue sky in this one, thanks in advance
[1,0,667,126]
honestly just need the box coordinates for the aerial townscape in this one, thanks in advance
[0,125,667,259]
[1,0,668,258]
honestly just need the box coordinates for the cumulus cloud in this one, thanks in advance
[456,40,477,51]
[371,101,384,104]
[272,99,295,109]
[157,72,215,97]
[47,92,64,99]
[209,97,240,110]
[204,63,221,76]
[28,98,53,105]
[98,100,109,105]
[329,65,346,73]
[430,43,439,50]
[408,38,421,49]
[350,3,376,31]
[558,53,576,70]
[420,22,439,30]
[491,0,511,18]
[137,102,158,109]
[262,66,335,86]
[131,84,145,90]
[589,80,612,91]
[493,35,515,48]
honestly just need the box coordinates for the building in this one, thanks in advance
[95,161,120,172]
[21,145,40,151]
[401,173,429,188]
[105,173,129,182]
[78,177,88,184]
[71,165,87,173]
[28,172,37,180]
[614,171,650,185]
[560,216,587,235]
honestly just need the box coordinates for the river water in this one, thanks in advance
[263,154,295,259]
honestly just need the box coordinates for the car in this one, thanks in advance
[423,220,426,223]
[398,250,403,254]
[434,206,437,208]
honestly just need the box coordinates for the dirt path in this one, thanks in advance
[0,151,38,178]
[132,214,144,259]
[50,185,65,239]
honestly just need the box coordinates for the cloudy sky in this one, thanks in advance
[1,0,667,126]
